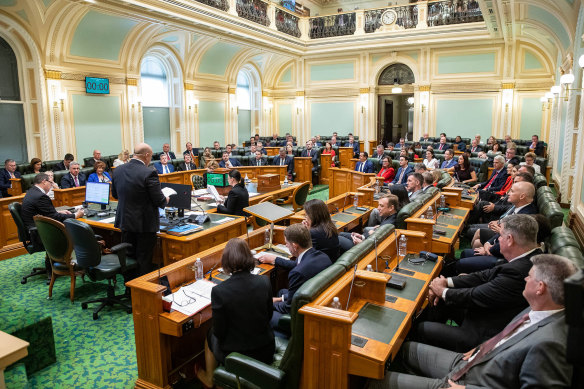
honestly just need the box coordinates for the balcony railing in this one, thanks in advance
[173,0,484,40]
[364,5,418,33]
[194,0,229,12]
[236,0,269,26]
[428,0,483,26]
[309,13,356,39]
[276,9,301,37]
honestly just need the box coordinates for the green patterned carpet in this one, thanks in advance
[1,252,138,388]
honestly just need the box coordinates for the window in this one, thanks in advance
[236,72,251,110]
[140,56,169,107]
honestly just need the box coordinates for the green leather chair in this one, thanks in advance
[548,226,584,268]
[214,263,347,389]
[8,202,49,284]
[34,215,84,302]
[533,173,547,190]
[395,201,424,229]
[436,171,452,188]
[335,224,395,270]
[64,219,138,320]
[19,173,37,192]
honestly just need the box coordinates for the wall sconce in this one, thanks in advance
[540,96,548,111]
[502,89,513,112]
[579,54,584,69]
[136,98,142,112]
[190,98,199,113]
[264,102,273,113]
[54,93,66,112]
[360,93,368,114]
[560,73,574,101]
[420,91,429,113]
[550,85,561,96]
[296,96,304,115]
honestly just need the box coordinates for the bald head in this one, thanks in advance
[515,181,535,200]
[508,181,535,207]
[134,143,153,164]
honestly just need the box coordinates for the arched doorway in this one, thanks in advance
[377,63,415,145]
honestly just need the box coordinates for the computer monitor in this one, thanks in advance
[85,182,110,210]
[207,172,229,187]
[160,182,192,217]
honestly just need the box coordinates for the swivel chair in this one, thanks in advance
[64,219,138,320]
[8,202,49,284]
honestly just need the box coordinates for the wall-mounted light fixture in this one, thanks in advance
[296,95,304,115]
[391,82,402,94]
[360,93,368,114]
[420,90,429,113]
[540,96,548,111]
[191,98,199,113]
[54,93,66,112]
[136,98,142,112]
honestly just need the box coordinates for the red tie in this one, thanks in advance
[484,170,499,190]
[440,144,444,150]
[451,313,530,381]
[74,176,79,187]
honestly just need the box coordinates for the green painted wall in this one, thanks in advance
[199,101,225,147]
[72,95,122,159]
[310,102,354,136]
[528,6,571,50]
[238,109,252,145]
[278,104,292,135]
[310,62,354,81]
[280,67,292,83]
[524,51,543,70]
[70,11,137,61]
[437,53,496,74]
[519,98,542,140]
[198,42,241,76]
[142,107,170,152]
[436,99,493,140]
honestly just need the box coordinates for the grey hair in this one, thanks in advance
[494,155,505,164]
[500,214,538,247]
[531,254,578,305]
[69,161,80,168]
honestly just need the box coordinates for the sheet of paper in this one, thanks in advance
[207,185,220,201]
[167,288,211,316]
[98,216,116,223]
[252,267,262,275]
[182,279,216,300]
[248,192,261,197]
[275,244,291,256]
[193,189,208,196]
[161,187,177,197]
[207,202,218,207]
[212,217,234,224]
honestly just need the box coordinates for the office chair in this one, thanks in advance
[8,202,49,284]
[33,215,84,302]
[64,219,137,320]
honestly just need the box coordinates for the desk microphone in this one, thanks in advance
[345,265,358,311]
[191,198,210,224]
[341,192,349,213]
[206,262,218,282]
[394,229,400,272]
[374,235,378,272]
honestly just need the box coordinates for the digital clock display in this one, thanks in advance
[85,77,110,94]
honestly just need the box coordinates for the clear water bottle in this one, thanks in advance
[366,264,373,272]
[426,206,434,219]
[283,175,288,185]
[330,296,342,310]
[264,229,271,245]
[353,194,359,207]
[194,258,204,280]
[440,194,446,208]
[244,173,249,182]
[374,180,379,194]
[398,235,407,258]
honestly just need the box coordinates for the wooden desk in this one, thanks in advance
[338,147,354,168]
[294,157,312,184]
[7,178,22,197]
[299,230,441,388]
[0,331,29,389]
[289,192,373,233]
[126,226,285,389]
[264,147,280,156]
[329,168,376,199]
[235,165,287,181]
[52,187,87,207]
[319,154,332,185]
[0,194,26,260]
[443,183,478,209]
[79,204,247,266]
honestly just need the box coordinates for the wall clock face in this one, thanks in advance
[381,10,397,25]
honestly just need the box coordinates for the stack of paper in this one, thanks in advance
[162,280,216,316]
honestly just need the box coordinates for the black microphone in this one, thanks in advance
[191,198,210,224]
[374,235,378,272]
[341,192,349,213]
[206,262,218,281]
[394,229,400,272]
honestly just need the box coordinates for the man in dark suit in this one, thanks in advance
[249,151,268,166]
[154,154,175,174]
[434,136,450,151]
[529,134,545,156]
[300,140,320,180]
[373,145,385,160]
[183,142,198,162]
[344,135,360,157]
[54,153,74,171]
[159,143,176,161]
[258,224,332,328]
[0,159,22,198]
[85,149,110,170]
[339,194,398,251]
[21,173,84,229]
[272,147,294,179]
[468,138,482,153]
[178,153,196,171]
[269,133,280,146]
[472,155,508,193]
[112,143,169,276]
[382,254,576,389]
[391,156,413,185]
[60,162,87,188]
[406,172,423,201]
[414,214,542,352]
[219,151,241,168]
[256,142,268,155]
[354,152,374,173]
[504,147,520,166]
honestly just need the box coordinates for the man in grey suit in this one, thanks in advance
[374,254,577,389]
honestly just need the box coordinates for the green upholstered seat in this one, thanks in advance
[548,226,584,267]
[19,173,36,192]
[436,172,452,189]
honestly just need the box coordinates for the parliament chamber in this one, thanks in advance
[1,0,584,388]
